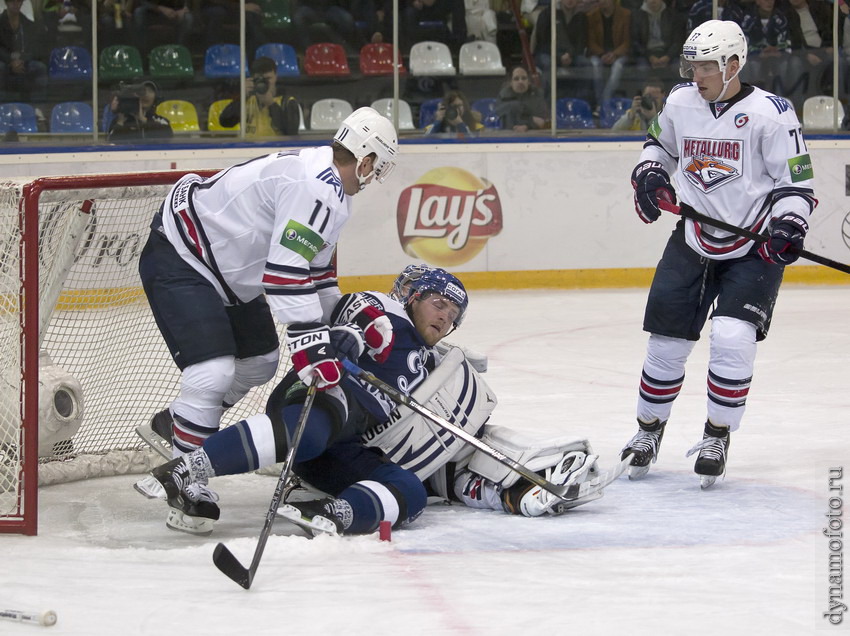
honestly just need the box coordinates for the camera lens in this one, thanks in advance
[640,95,655,110]
[253,76,269,94]
[445,105,459,121]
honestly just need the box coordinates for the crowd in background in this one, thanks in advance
[0,0,848,139]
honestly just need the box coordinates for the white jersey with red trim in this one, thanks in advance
[159,146,348,323]
[640,83,816,260]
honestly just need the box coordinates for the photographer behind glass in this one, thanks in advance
[219,56,301,137]
[611,79,666,132]
[424,91,483,137]
[107,80,174,141]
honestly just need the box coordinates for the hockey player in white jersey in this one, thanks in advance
[136,107,399,526]
[622,20,816,488]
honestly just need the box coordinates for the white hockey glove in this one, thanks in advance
[333,293,394,363]
[285,322,343,390]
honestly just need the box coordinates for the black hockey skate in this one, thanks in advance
[151,457,220,536]
[686,421,730,489]
[278,497,351,537]
[621,419,666,480]
[135,409,174,460]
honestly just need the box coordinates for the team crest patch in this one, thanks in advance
[280,219,323,261]
[734,113,749,128]
[681,137,743,192]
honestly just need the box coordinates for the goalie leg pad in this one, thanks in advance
[468,425,595,489]
[362,346,497,480]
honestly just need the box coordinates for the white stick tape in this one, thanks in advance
[0,609,57,627]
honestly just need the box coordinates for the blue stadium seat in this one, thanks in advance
[255,42,299,77]
[48,46,93,80]
[418,97,442,129]
[600,97,632,128]
[471,98,501,129]
[204,44,247,78]
[0,103,38,133]
[556,98,595,129]
[51,102,94,133]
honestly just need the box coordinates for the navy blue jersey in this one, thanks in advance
[335,291,434,422]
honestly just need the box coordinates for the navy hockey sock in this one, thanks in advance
[282,403,333,463]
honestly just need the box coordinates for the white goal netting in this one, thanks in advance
[0,173,292,533]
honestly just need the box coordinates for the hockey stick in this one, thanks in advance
[212,384,317,590]
[664,201,850,275]
[0,608,57,627]
[342,359,609,503]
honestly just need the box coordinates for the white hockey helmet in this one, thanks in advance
[333,106,399,189]
[681,20,747,101]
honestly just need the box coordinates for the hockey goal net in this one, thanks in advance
[0,172,293,535]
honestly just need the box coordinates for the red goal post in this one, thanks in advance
[0,172,292,535]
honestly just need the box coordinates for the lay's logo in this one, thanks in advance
[396,167,503,267]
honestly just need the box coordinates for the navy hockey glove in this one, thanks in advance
[631,160,676,224]
[334,293,395,364]
[758,214,809,265]
[328,324,365,364]
[285,323,343,390]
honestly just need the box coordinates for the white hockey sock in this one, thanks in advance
[637,334,696,424]
[706,317,756,432]
[171,356,235,454]
[222,350,279,407]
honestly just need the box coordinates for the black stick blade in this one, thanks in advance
[213,543,252,590]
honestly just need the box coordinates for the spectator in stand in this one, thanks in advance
[0,0,47,102]
[630,0,685,85]
[219,56,301,137]
[43,0,92,47]
[686,0,744,33]
[200,0,265,58]
[133,0,193,54]
[400,0,468,53]
[99,0,135,48]
[293,1,360,52]
[741,0,803,104]
[611,77,664,130]
[786,0,833,99]
[351,0,391,44]
[465,0,498,43]
[534,0,591,89]
[495,64,549,132]
[107,80,174,141]
[424,90,484,136]
[587,0,631,113]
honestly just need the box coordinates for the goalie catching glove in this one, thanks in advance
[631,160,676,224]
[286,322,365,390]
[332,293,395,363]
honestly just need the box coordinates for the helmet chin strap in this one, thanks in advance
[710,65,741,103]
[355,156,374,191]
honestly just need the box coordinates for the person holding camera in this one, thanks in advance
[424,91,483,137]
[612,79,665,131]
[107,80,174,141]
[219,56,301,138]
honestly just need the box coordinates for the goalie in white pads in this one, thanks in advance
[363,265,605,518]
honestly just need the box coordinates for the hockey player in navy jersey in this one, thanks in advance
[622,20,816,488]
[135,107,398,523]
[149,266,607,535]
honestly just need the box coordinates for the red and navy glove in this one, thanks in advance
[285,323,343,390]
[631,160,676,224]
[333,293,394,363]
[758,214,808,265]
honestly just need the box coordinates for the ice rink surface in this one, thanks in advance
[2,285,848,635]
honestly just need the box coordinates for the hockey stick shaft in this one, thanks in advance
[213,384,317,589]
[342,359,577,501]
[671,202,850,275]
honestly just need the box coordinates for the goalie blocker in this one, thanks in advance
[361,347,603,517]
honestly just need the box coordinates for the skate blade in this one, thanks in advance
[134,475,166,499]
[699,475,718,489]
[628,464,651,480]
[135,423,173,460]
[166,507,215,536]
[277,504,339,537]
